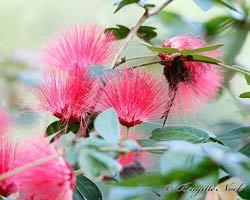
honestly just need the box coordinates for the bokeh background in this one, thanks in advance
[0,0,250,172]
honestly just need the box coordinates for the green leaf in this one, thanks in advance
[114,0,139,13]
[79,149,121,178]
[105,25,130,40]
[245,74,250,85]
[239,141,250,157]
[79,150,106,178]
[160,150,206,175]
[108,187,151,200]
[239,92,250,98]
[118,173,166,187]
[142,43,179,54]
[73,175,102,200]
[150,125,210,143]
[217,126,250,146]
[0,197,13,200]
[204,15,233,37]
[202,142,250,185]
[180,44,223,55]
[94,108,120,143]
[190,55,222,64]
[46,120,64,136]
[46,120,80,137]
[88,65,115,84]
[213,0,238,12]
[137,26,157,42]
[160,11,183,24]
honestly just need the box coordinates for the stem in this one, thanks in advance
[100,146,168,153]
[74,169,84,176]
[125,127,130,165]
[111,0,174,68]
[217,62,250,76]
[0,154,58,181]
[126,127,130,139]
[115,55,157,67]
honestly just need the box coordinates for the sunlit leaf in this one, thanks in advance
[142,43,179,53]
[180,44,223,55]
[245,74,250,85]
[239,92,250,98]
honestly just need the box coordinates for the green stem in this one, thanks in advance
[100,146,168,153]
[126,127,130,139]
[132,59,250,77]
[217,62,250,76]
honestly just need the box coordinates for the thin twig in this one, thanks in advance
[217,62,250,76]
[111,0,174,68]
[115,54,157,67]
[100,146,168,153]
[0,154,58,181]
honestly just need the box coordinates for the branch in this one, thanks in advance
[0,154,58,181]
[99,146,168,153]
[111,0,174,68]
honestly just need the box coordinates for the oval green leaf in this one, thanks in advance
[73,175,102,200]
[150,125,210,143]
[94,108,120,143]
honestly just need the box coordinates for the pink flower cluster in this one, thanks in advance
[35,25,223,128]
[0,113,75,199]
[0,24,224,199]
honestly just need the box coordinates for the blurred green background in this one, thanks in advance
[0,0,250,136]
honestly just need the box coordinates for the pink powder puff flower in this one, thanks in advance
[159,35,224,119]
[0,137,19,197]
[14,135,75,200]
[97,68,170,128]
[33,67,100,123]
[0,110,11,137]
[41,24,117,71]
